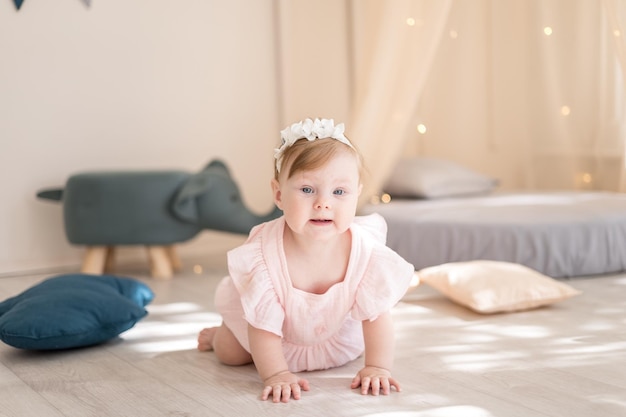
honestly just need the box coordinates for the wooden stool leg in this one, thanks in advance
[103,246,116,273]
[147,246,173,280]
[165,245,182,271]
[81,246,108,275]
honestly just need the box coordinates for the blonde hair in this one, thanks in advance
[274,137,364,181]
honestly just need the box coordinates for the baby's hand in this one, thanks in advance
[262,370,310,403]
[351,366,401,396]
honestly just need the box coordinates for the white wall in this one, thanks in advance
[0,0,282,273]
[276,0,351,124]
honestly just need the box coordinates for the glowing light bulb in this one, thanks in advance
[614,29,621,37]
[544,26,553,36]
[561,106,571,116]
[417,124,427,134]
[406,17,415,26]
[576,172,593,188]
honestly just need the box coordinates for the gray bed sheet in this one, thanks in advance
[360,191,626,277]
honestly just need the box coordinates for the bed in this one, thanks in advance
[360,158,626,278]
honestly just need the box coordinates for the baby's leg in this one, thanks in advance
[198,323,252,366]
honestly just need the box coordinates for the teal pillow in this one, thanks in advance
[0,274,154,350]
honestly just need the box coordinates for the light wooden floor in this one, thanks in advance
[1,243,626,416]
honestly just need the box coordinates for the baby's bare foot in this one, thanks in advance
[197,327,218,351]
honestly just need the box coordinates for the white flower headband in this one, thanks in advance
[274,118,354,173]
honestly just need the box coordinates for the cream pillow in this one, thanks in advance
[417,260,581,314]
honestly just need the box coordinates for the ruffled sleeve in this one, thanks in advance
[353,213,388,244]
[227,222,285,337]
[351,220,415,322]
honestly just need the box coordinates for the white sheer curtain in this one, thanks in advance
[526,0,626,191]
[603,0,626,191]
[348,0,452,207]
[348,0,626,202]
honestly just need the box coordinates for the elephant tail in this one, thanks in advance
[36,188,64,201]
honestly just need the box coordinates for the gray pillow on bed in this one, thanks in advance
[383,157,498,199]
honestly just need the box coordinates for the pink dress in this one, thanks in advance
[214,213,415,372]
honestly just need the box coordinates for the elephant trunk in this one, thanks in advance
[258,206,284,224]
[201,204,282,235]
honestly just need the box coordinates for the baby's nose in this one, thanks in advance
[314,196,331,210]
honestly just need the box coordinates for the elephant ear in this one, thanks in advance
[204,159,230,175]
[171,173,216,223]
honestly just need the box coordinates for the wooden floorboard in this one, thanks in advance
[1,250,626,417]
[0,360,66,416]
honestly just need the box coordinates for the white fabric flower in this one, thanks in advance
[301,118,315,140]
[274,118,353,173]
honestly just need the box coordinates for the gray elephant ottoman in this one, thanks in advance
[37,160,282,279]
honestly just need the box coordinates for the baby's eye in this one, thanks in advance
[333,189,345,196]
[301,187,314,194]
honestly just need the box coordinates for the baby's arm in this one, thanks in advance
[248,324,310,402]
[351,311,401,395]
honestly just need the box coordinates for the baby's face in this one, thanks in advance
[272,151,362,242]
